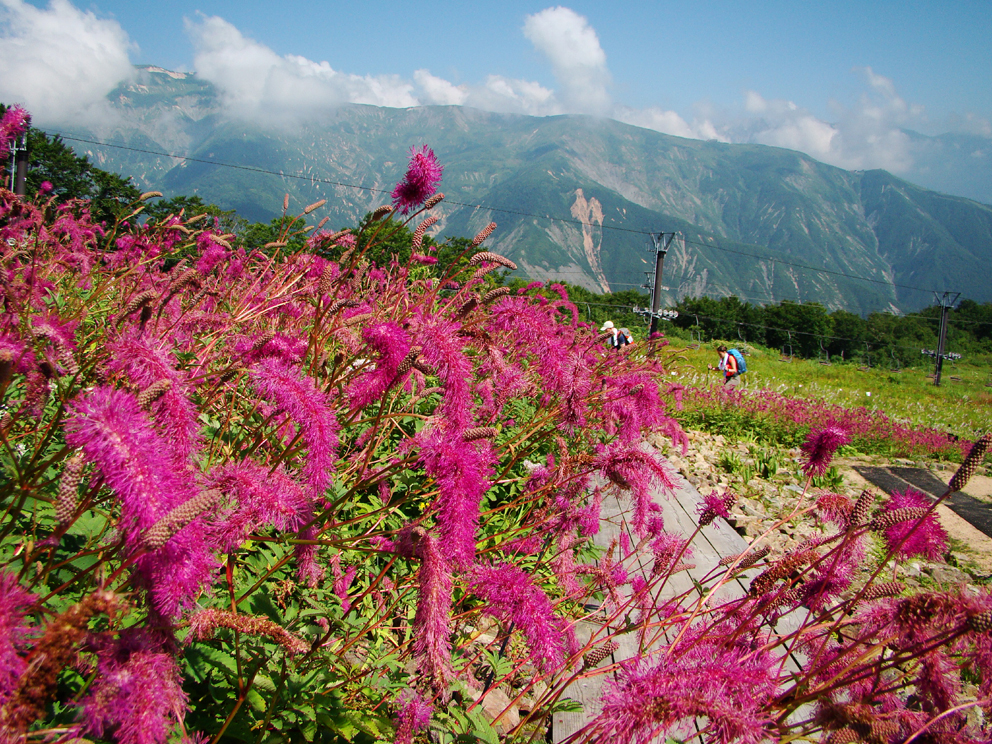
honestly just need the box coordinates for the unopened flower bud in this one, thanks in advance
[145,489,223,550]
[868,507,930,532]
[468,251,516,270]
[859,581,904,602]
[137,379,172,411]
[967,610,992,633]
[481,287,511,304]
[423,193,445,210]
[719,544,770,568]
[470,222,497,247]
[582,641,618,669]
[463,427,498,442]
[118,290,157,327]
[370,205,394,221]
[412,215,439,250]
[849,489,875,528]
[56,454,86,524]
[455,297,478,319]
[949,433,992,492]
[396,347,421,377]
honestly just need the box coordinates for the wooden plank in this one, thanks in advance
[552,620,607,742]
[553,446,813,742]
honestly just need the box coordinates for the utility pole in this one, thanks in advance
[9,133,28,196]
[647,232,681,337]
[932,291,960,387]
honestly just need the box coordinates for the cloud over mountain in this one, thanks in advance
[0,0,132,124]
[522,6,612,115]
[0,1,988,202]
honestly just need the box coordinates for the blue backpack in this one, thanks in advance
[728,348,747,374]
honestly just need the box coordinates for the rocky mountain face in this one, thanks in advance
[62,67,992,313]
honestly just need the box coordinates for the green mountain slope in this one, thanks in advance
[56,66,992,313]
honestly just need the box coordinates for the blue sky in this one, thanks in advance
[2,0,991,194]
[91,0,991,125]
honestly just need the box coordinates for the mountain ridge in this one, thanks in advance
[51,66,992,314]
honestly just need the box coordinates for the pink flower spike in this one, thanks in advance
[410,529,453,694]
[800,425,850,477]
[882,488,948,560]
[38,181,53,194]
[391,145,443,214]
[0,106,30,162]
[697,491,734,528]
[251,358,339,498]
[0,571,35,706]
[469,562,566,671]
[79,629,188,744]
[393,688,432,744]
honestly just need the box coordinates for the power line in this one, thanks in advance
[681,236,935,295]
[660,309,961,356]
[42,129,956,300]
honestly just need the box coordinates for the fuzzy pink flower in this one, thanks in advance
[294,524,325,588]
[348,321,412,409]
[65,387,190,548]
[391,146,443,214]
[410,529,453,693]
[64,387,217,616]
[252,357,339,498]
[0,572,35,706]
[595,442,674,538]
[0,106,30,162]
[416,428,492,569]
[106,334,201,465]
[814,492,854,527]
[194,232,229,274]
[469,562,566,671]
[800,535,865,611]
[234,332,307,366]
[392,688,432,744]
[330,554,358,613]
[80,629,188,744]
[593,637,778,744]
[207,461,309,552]
[882,489,948,561]
[697,491,735,528]
[800,425,850,477]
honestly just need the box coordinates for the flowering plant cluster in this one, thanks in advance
[1,135,991,744]
[674,383,970,461]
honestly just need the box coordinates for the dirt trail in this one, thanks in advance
[660,430,992,581]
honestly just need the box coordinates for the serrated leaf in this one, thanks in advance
[187,645,239,682]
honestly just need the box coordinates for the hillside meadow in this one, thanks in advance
[661,337,989,450]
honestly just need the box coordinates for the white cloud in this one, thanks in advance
[523,7,611,115]
[0,0,133,125]
[188,15,418,124]
[614,105,727,142]
[728,69,918,172]
[414,69,467,106]
[469,75,559,116]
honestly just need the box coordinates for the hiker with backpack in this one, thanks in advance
[709,345,746,387]
[600,320,633,350]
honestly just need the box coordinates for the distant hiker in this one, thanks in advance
[600,321,633,350]
[709,345,745,388]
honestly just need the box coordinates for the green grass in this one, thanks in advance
[663,338,991,439]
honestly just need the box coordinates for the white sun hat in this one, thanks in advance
[600,321,615,331]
